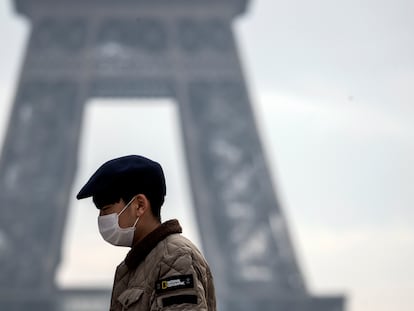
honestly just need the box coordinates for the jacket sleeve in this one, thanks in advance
[150,250,211,311]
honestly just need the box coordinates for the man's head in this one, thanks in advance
[76,155,166,222]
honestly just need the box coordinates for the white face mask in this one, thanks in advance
[98,197,139,247]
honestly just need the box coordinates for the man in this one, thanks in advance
[76,155,216,311]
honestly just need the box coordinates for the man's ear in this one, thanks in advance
[135,194,149,216]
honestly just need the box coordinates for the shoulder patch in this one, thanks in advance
[155,274,194,293]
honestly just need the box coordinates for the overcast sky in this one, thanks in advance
[0,1,413,311]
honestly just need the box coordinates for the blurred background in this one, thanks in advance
[0,1,413,311]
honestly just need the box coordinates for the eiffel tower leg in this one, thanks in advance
[0,22,85,307]
[177,79,304,309]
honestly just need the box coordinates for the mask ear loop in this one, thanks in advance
[124,195,140,228]
[118,196,136,216]
[132,216,140,228]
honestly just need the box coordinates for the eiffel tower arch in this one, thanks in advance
[0,0,344,310]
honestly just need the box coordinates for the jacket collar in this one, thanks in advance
[125,219,182,270]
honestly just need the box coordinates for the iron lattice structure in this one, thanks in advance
[0,0,344,310]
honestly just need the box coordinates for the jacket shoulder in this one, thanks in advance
[164,234,206,260]
[155,234,207,274]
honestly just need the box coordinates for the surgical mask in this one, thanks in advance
[98,197,139,247]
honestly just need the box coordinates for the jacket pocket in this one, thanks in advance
[118,288,144,310]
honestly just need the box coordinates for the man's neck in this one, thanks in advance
[133,217,161,245]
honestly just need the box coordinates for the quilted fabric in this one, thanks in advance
[110,220,216,311]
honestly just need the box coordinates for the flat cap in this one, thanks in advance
[76,155,166,200]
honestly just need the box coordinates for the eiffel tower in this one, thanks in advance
[0,0,344,310]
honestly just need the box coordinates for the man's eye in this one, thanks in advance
[102,206,112,212]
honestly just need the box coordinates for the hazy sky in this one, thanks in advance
[0,1,413,311]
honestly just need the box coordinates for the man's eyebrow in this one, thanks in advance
[101,205,113,211]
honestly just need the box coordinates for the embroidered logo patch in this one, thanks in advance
[155,274,194,293]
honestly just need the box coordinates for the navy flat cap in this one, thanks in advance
[76,155,166,200]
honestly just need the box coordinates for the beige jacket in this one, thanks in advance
[110,219,216,311]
